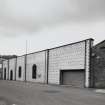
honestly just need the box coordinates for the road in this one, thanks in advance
[0,80,105,105]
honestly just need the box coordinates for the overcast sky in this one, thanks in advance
[0,0,105,55]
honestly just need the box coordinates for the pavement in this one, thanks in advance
[95,89,105,94]
[0,80,105,105]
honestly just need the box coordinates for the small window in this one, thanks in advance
[32,64,37,79]
[10,70,13,80]
[18,66,22,78]
[4,68,6,80]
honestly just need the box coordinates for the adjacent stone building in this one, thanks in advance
[2,38,94,88]
[0,60,3,79]
[92,40,105,88]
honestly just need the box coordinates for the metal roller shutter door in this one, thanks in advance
[61,70,84,87]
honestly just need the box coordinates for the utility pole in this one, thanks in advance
[25,40,27,82]
[26,40,28,55]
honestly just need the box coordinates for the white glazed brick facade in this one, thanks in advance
[16,56,25,81]
[9,58,16,80]
[3,60,9,80]
[2,39,93,88]
[48,39,93,85]
[26,51,46,83]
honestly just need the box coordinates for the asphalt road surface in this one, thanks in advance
[0,80,105,105]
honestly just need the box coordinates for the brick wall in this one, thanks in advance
[9,58,16,80]
[26,51,47,83]
[2,39,94,88]
[16,56,25,81]
[3,60,9,80]
[48,39,93,87]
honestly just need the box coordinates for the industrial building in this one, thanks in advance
[2,38,94,88]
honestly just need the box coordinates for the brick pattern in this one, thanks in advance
[48,41,86,84]
[9,58,16,80]
[26,51,46,83]
[16,56,25,81]
[2,39,93,88]
[3,60,9,80]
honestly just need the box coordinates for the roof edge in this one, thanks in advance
[4,38,94,59]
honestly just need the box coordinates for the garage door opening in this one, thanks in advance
[60,70,85,88]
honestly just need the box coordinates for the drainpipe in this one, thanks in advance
[15,57,17,81]
[24,40,27,82]
[46,49,49,84]
[2,59,3,80]
[25,54,27,82]
[8,59,9,80]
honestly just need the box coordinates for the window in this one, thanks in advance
[18,66,22,78]
[32,64,37,79]
[4,68,6,80]
[10,70,13,80]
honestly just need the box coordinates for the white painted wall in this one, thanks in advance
[26,51,46,83]
[9,58,16,80]
[3,60,9,80]
[2,39,93,88]
[16,56,25,81]
[48,39,93,86]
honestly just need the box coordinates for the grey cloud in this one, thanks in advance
[0,0,105,36]
[76,0,105,20]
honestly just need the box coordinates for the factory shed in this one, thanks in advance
[2,38,94,88]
